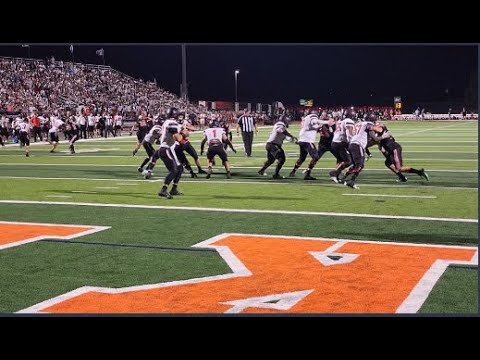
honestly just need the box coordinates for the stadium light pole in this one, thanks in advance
[234,69,240,102]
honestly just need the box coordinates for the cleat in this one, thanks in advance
[206,171,212,179]
[225,173,231,179]
[132,150,137,157]
[158,190,172,199]
[26,153,30,157]
[198,169,208,174]
[272,174,284,179]
[329,170,340,183]
[365,154,373,162]
[420,169,429,181]
[190,172,198,178]
[170,189,184,196]
[49,149,55,153]
[137,167,143,173]
[258,171,268,176]
[304,175,317,180]
[289,171,296,178]
[344,180,359,189]
[397,177,408,182]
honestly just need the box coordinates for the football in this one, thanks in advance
[142,170,153,179]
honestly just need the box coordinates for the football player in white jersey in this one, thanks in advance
[329,108,356,183]
[17,118,32,157]
[200,119,236,179]
[289,109,333,180]
[257,115,297,179]
[142,108,185,199]
[137,123,162,173]
[341,114,383,189]
[48,117,65,153]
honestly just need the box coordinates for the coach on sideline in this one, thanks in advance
[236,110,258,157]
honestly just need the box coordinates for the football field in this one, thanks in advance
[0,120,477,314]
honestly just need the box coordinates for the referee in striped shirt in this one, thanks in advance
[236,111,258,157]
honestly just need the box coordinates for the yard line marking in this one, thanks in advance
[95,187,120,189]
[1,135,137,147]
[229,166,478,173]
[401,151,477,153]
[342,194,437,199]
[45,195,72,198]
[395,141,477,143]
[115,183,138,186]
[393,159,476,162]
[0,163,134,167]
[0,200,476,223]
[0,164,476,172]
[71,191,98,194]
[399,123,471,136]
[0,175,477,190]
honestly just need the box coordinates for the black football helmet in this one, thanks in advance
[344,107,356,120]
[209,120,220,128]
[364,112,377,123]
[279,115,290,128]
[167,107,180,119]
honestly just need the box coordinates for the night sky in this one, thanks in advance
[0,44,477,109]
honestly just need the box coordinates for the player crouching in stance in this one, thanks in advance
[142,111,185,199]
[257,115,297,179]
[370,119,429,183]
[200,120,236,179]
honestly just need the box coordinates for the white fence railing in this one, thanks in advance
[393,113,478,121]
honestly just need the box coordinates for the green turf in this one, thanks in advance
[418,267,478,314]
[0,120,477,314]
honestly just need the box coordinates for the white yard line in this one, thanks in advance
[0,175,477,190]
[1,135,137,148]
[342,194,436,199]
[399,122,471,136]
[0,200,476,223]
[0,163,477,172]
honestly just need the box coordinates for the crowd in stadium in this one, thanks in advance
[0,56,465,195]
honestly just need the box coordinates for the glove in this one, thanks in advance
[233,148,237,153]
[200,151,204,156]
